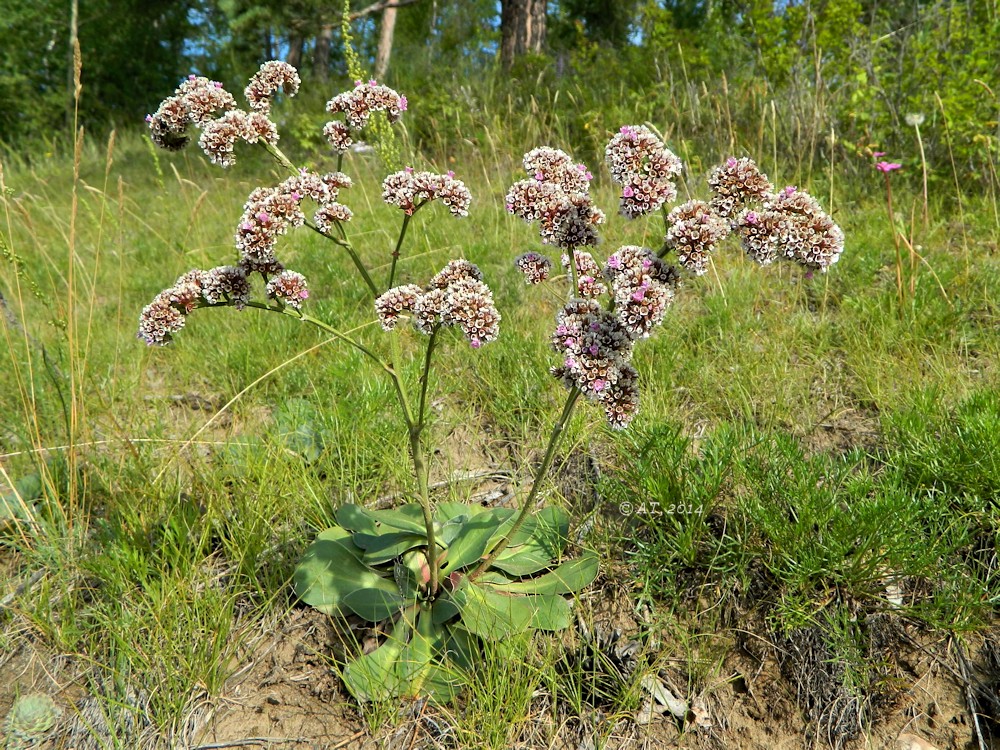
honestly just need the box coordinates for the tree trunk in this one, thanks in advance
[500,0,546,71]
[374,5,398,80]
[287,32,304,70]
[313,23,333,81]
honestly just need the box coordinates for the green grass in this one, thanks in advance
[1,114,999,747]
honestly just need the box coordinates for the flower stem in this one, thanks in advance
[410,327,441,595]
[884,173,904,311]
[468,385,582,582]
[387,202,426,290]
[259,141,378,298]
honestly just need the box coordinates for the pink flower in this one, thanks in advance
[872,151,886,158]
[622,185,635,198]
[875,161,902,173]
[398,95,408,111]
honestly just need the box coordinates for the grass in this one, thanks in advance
[1,106,999,748]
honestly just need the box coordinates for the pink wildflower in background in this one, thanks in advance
[876,161,902,173]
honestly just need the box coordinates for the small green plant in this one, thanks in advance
[3,693,60,749]
[139,62,843,702]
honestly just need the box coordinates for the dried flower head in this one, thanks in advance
[382,170,472,217]
[441,278,501,348]
[198,110,249,167]
[515,252,552,284]
[266,270,309,309]
[707,157,774,219]
[428,259,484,289]
[664,200,731,276]
[137,293,186,346]
[551,300,634,398]
[375,284,424,331]
[737,189,844,270]
[604,245,677,339]
[324,80,407,153]
[605,125,683,218]
[245,61,300,114]
[601,364,640,430]
[562,251,608,298]
[201,265,251,308]
[523,147,593,194]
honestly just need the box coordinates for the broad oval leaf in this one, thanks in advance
[343,615,411,701]
[487,552,598,595]
[293,526,399,615]
[451,582,535,639]
[354,531,426,564]
[336,503,427,535]
[440,509,516,575]
[342,586,405,622]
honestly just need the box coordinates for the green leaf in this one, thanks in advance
[353,531,426,564]
[431,596,460,625]
[336,503,427,535]
[1,471,42,527]
[342,586,405,622]
[526,592,573,631]
[451,582,535,639]
[343,615,411,701]
[492,506,570,576]
[488,552,599,595]
[440,508,515,574]
[293,526,399,616]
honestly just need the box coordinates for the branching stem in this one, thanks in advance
[469,385,582,582]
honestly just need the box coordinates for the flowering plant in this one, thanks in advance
[140,65,843,702]
[141,63,599,702]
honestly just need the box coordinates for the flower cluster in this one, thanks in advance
[562,251,607,298]
[266,270,309,309]
[549,300,642,429]
[505,147,604,250]
[324,80,407,152]
[605,125,683,219]
[244,61,300,114]
[514,252,552,284]
[603,245,678,340]
[236,170,353,272]
[138,266,251,346]
[376,260,500,348]
[735,186,844,270]
[147,62,295,166]
[706,157,773,219]
[663,200,731,276]
[381,169,472,217]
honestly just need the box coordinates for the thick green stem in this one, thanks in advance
[469,386,582,582]
[409,327,441,594]
[386,203,425,290]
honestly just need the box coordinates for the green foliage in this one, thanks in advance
[294,502,598,701]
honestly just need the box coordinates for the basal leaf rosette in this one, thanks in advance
[293,502,598,701]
